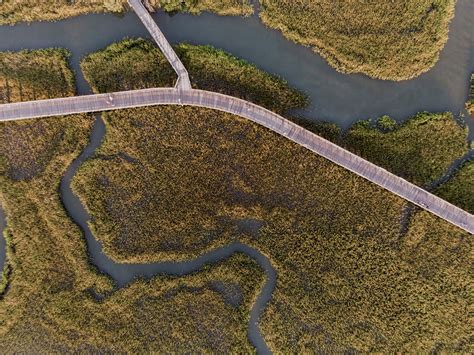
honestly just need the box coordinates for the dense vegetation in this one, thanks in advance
[81,39,176,93]
[77,39,307,261]
[74,41,473,351]
[342,113,468,186]
[0,0,253,25]
[295,113,469,187]
[177,44,308,114]
[259,0,455,80]
[467,73,474,115]
[0,49,75,103]
[0,49,265,352]
[436,160,474,214]
[156,0,253,16]
[82,39,307,114]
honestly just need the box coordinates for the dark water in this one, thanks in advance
[1,1,474,351]
[58,116,274,353]
[0,0,472,136]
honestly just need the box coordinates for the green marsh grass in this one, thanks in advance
[73,39,473,352]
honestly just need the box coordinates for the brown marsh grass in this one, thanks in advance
[259,0,456,80]
[0,0,253,25]
[0,49,75,103]
[73,40,473,352]
[0,48,265,352]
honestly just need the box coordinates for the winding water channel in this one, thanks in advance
[0,0,472,133]
[59,116,274,353]
[1,1,474,352]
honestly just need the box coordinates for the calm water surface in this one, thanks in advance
[0,2,473,351]
[0,0,472,134]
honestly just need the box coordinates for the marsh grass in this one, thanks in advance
[80,39,176,93]
[343,113,469,186]
[467,73,474,115]
[0,49,265,352]
[0,0,253,25]
[73,102,473,352]
[259,0,455,81]
[74,40,473,351]
[176,44,308,114]
[436,160,474,213]
[81,39,307,114]
[0,230,12,295]
[156,0,253,16]
[0,49,75,103]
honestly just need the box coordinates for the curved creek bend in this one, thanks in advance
[0,113,275,353]
[0,0,472,133]
[62,116,275,353]
[1,1,474,352]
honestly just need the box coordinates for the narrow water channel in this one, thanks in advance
[1,0,473,351]
[0,0,472,136]
[59,116,274,353]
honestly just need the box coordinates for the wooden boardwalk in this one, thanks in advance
[0,0,472,235]
[128,0,191,90]
[0,88,473,234]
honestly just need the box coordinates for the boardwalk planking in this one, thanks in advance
[0,0,472,234]
[127,0,192,90]
[0,88,473,234]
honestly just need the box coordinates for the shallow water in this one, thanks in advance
[0,0,472,136]
[1,1,474,351]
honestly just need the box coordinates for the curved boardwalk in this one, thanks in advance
[0,0,472,236]
[0,87,473,234]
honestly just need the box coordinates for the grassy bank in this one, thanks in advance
[80,39,176,93]
[436,160,474,214]
[259,0,455,81]
[0,0,253,25]
[342,113,468,186]
[0,229,11,295]
[74,41,472,351]
[0,49,75,103]
[467,73,474,115]
[0,49,265,352]
[81,39,307,114]
[293,113,469,187]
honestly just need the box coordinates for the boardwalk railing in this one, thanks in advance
[128,0,191,90]
[0,0,472,235]
[0,88,473,234]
